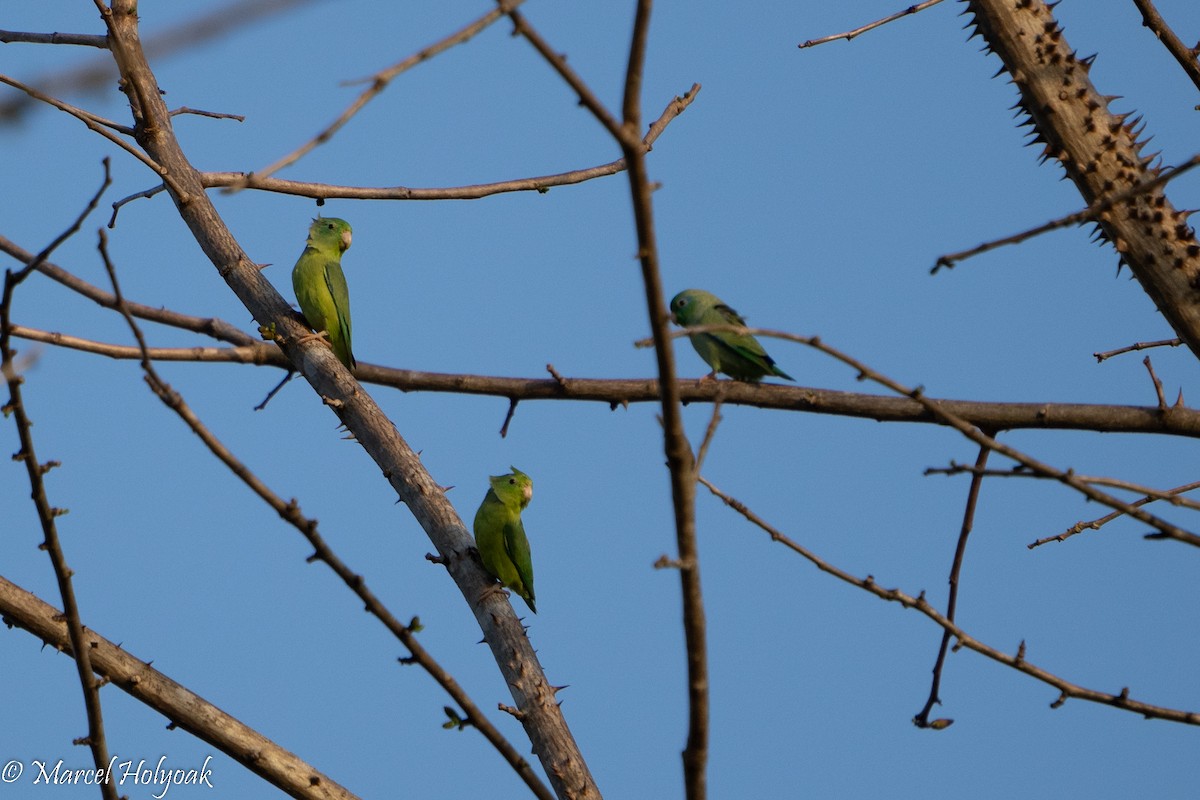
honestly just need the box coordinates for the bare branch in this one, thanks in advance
[1030,478,1200,548]
[799,1,945,48]
[913,442,992,731]
[1094,337,1183,362]
[115,86,699,208]
[1,165,119,800]
[698,476,1200,725]
[0,236,258,347]
[1131,0,1200,95]
[0,71,191,197]
[933,152,1200,272]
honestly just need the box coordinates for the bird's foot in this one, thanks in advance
[476,583,511,607]
[295,329,333,350]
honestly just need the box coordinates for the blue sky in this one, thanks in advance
[3,1,1200,797]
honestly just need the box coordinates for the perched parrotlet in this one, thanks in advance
[291,217,355,368]
[669,288,793,382]
[472,467,537,614]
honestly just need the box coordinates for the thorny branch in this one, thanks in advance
[98,230,552,800]
[1,163,120,800]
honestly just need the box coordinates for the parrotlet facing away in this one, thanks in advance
[669,288,793,382]
[472,467,537,614]
[292,217,355,368]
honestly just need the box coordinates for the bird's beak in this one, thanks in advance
[340,230,352,252]
[523,484,533,503]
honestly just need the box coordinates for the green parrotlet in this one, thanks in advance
[472,466,537,614]
[669,288,793,382]
[291,217,355,368]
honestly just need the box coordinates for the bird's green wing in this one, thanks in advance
[698,302,793,380]
[503,515,536,613]
[322,258,355,368]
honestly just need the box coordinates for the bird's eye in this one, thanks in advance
[508,478,516,485]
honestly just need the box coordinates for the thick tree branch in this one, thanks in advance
[963,0,1200,358]
[0,575,361,800]
[14,322,1200,438]
[96,1,597,796]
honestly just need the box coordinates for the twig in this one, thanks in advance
[930,460,1200,515]
[254,370,296,410]
[1094,337,1183,362]
[230,1,525,188]
[499,397,519,438]
[799,0,945,48]
[0,29,109,47]
[933,152,1200,272]
[697,475,1200,725]
[97,230,553,800]
[1131,0,1200,95]
[1,165,119,800]
[694,396,724,474]
[1143,356,1168,410]
[168,106,246,122]
[913,442,992,731]
[14,323,1200,439]
[1030,478,1200,548]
